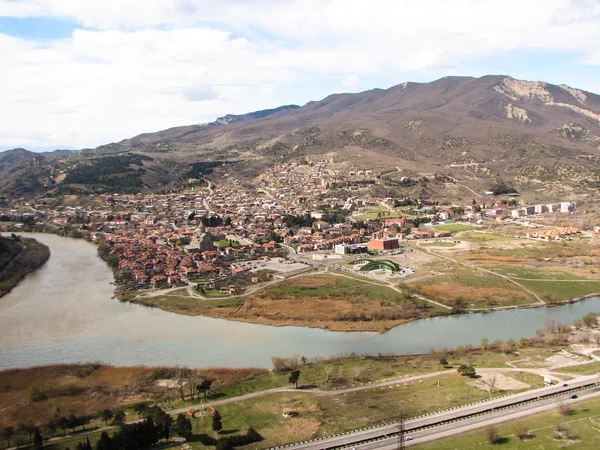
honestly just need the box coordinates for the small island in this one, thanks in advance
[0,234,50,297]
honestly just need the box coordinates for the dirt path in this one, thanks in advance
[414,241,545,305]
[168,370,454,415]
[328,270,452,310]
[168,362,591,416]
[445,175,483,199]
[134,268,453,312]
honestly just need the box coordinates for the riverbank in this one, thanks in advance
[8,228,600,335]
[125,271,600,333]
[124,274,451,332]
[0,234,50,297]
[2,313,599,448]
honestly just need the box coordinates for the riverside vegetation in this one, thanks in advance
[2,313,600,449]
[0,234,50,297]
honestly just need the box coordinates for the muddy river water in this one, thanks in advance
[1,233,598,369]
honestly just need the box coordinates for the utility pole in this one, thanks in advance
[397,415,406,450]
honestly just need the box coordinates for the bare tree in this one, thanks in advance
[350,367,362,381]
[545,317,557,334]
[174,369,188,402]
[512,423,530,440]
[324,366,333,382]
[188,373,198,400]
[485,425,502,444]
[557,401,574,416]
[486,373,498,394]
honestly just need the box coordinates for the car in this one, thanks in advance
[570,394,578,399]
[563,383,569,387]
[406,436,413,441]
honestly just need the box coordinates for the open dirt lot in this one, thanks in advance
[469,371,530,392]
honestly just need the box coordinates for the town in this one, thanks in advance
[1,158,596,300]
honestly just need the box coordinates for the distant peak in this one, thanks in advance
[211,104,300,126]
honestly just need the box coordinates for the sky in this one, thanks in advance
[2,0,600,152]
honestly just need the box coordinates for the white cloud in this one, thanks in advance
[342,74,361,88]
[1,0,600,149]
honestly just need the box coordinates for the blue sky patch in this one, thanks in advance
[0,16,79,40]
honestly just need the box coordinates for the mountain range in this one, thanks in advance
[1,74,599,200]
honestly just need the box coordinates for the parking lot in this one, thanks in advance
[235,258,309,273]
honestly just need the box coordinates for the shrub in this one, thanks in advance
[485,425,502,444]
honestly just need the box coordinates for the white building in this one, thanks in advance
[335,244,349,255]
[560,202,576,213]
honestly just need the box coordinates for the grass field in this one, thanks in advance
[215,239,241,248]
[552,361,600,375]
[354,211,408,220]
[410,267,535,308]
[180,371,546,449]
[271,275,399,301]
[459,232,516,243]
[134,295,243,313]
[414,396,600,449]
[422,242,457,247]
[485,266,588,280]
[433,223,479,232]
[517,279,600,302]
[205,274,449,331]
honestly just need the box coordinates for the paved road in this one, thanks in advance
[365,384,600,449]
[356,388,600,450]
[282,375,600,450]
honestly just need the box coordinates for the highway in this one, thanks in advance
[277,375,599,450]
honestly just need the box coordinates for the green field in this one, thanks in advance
[135,295,243,312]
[216,239,241,248]
[433,223,479,232]
[354,211,408,220]
[485,266,588,281]
[271,275,401,302]
[366,205,389,212]
[181,370,544,448]
[517,279,600,302]
[555,361,600,375]
[460,232,516,242]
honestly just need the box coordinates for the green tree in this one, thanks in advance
[132,402,148,419]
[212,410,223,434]
[439,358,449,366]
[480,337,489,349]
[3,427,14,447]
[197,379,213,399]
[289,370,301,389]
[112,410,125,426]
[19,423,35,442]
[100,409,113,426]
[33,427,44,450]
[43,419,57,438]
[96,431,112,450]
[451,297,467,314]
[458,364,477,378]
[56,416,69,436]
[174,414,192,439]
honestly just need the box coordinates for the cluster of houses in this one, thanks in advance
[101,224,283,290]
[525,227,582,241]
[2,152,594,293]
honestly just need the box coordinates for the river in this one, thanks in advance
[1,233,599,370]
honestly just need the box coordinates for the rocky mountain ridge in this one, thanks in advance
[1,75,599,200]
